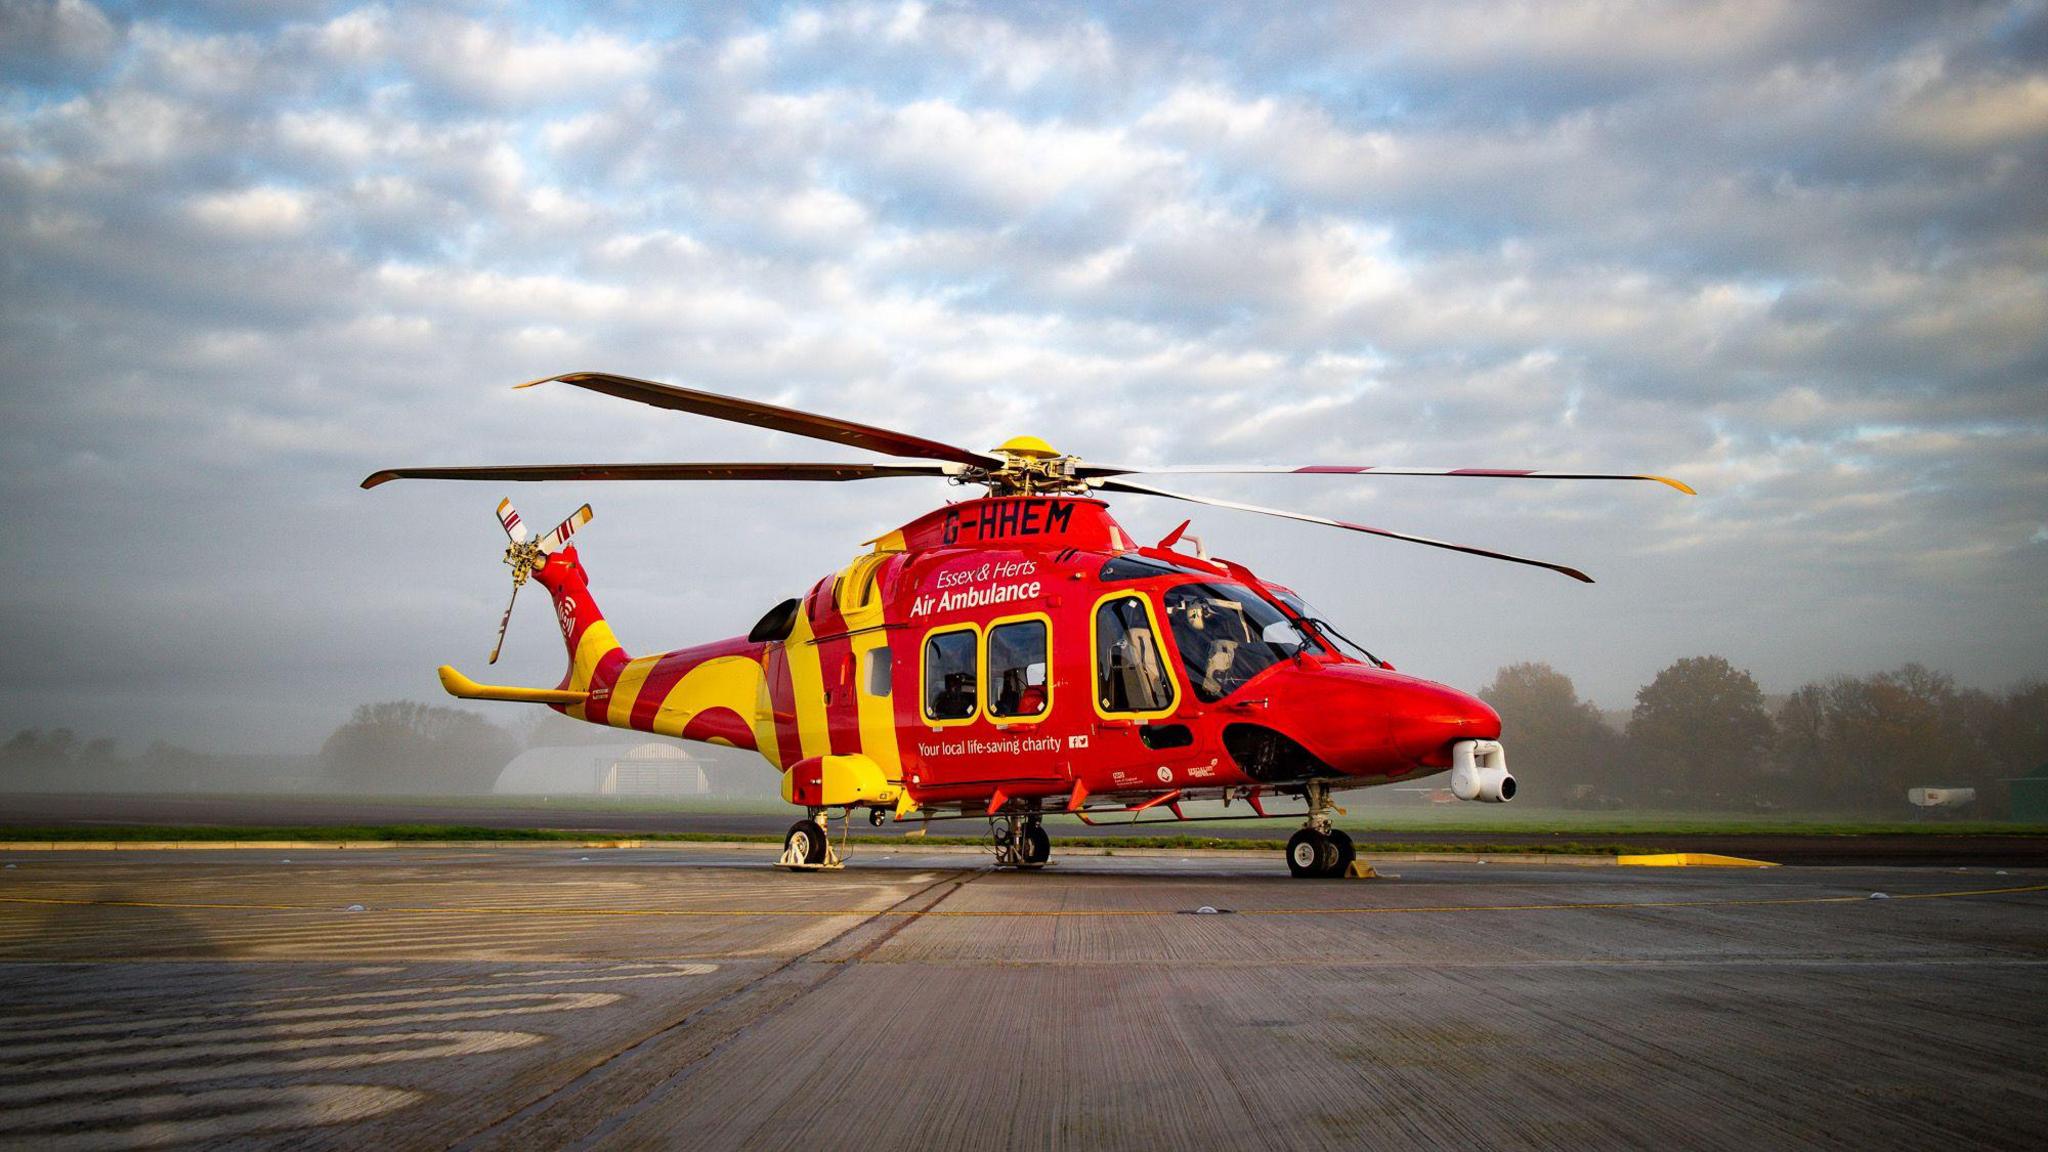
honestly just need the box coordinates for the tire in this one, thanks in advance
[1314,835,1343,877]
[1327,829,1356,877]
[1020,823,1051,866]
[784,819,828,866]
[1286,829,1326,878]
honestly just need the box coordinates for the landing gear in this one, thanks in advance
[1020,822,1051,867]
[1286,828,1327,878]
[1286,782,1352,879]
[993,813,1051,869]
[777,816,839,870]
[1328,828,1356,876]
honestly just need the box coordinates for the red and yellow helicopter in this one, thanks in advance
[365,372,1691,877]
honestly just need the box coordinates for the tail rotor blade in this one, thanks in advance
[496,498,530,543]
[537,504,593,554]
[488,581,519,665]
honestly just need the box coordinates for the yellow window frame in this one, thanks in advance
[1087,590,1180,721]
[982,611,1054,726]
[918,622,983,728]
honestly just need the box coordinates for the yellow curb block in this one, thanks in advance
[1616,852,1777,868]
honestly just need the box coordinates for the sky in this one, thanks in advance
[1,0,2044,754]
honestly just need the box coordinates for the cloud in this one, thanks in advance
[0,0,2043,751]
[0,0,118,85]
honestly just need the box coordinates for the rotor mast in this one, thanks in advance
[962,435,1090,498]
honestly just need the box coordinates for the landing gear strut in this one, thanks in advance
[993,813,1051,869]
[1285,783,1354,879]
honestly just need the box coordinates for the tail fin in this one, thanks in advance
[491,498,626,710]
[529,542,629,700]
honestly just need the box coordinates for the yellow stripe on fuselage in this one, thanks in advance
[784,610,830,760]
[648,656,769,740]
[568,621,622,691]
[850,628,901,782]
[607,655,659,727]
[750,669,781,767]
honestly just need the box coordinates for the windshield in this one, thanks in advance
[1274,589,1378,665]
[1161,582,1305,702]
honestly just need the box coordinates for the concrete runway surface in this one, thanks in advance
[1,846,2043,1150]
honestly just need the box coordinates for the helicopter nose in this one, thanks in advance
[1243,663,1502,778]
[1384,682,1501,768]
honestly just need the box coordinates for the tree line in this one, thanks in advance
[0,703,511,795]
[3,661,2044,812]
[1481,657,2047,814]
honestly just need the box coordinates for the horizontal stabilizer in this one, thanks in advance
[438,665,589,705]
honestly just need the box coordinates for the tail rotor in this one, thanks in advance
[489,498,592,664]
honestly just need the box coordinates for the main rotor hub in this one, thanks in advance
[969,436,1091,497]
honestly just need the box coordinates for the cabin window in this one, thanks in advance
[922,628,979,722]
[863,647,893,697]
[1093,595,1175,715]
[987,617,1050,719]
[1162,582,1301,702]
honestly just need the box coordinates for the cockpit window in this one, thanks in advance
[1272,589,1351,660]
[1162,582,1305,702]
[1093,595,1175,715]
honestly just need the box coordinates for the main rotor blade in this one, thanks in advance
[519,371,1001,469]
[1095,478,1594,583]
[361,462,953,489]
[1079,463,1694,494]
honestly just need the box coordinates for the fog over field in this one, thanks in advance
[1,2,2043,810]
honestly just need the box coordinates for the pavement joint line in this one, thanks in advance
[2,884,2042,919]
[560,868,984,1151]
[446,867,979,1152]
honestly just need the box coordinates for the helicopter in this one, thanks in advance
[364,371,1691,877]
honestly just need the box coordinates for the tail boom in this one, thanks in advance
[526,544,782,761]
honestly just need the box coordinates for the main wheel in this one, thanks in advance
[784,819,828,866]
[1286,829,1327,878]
[1020,823,1051,866]
[1327,829,1356,877]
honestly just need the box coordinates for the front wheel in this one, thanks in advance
[1286,829,1327,878]
[784,819,828,866]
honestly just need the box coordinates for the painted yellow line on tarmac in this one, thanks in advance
[2,884,2042,920]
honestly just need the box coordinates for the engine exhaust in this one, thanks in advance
[1450,739,1515,802]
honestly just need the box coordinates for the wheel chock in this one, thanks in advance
[1345,860,1379,879]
